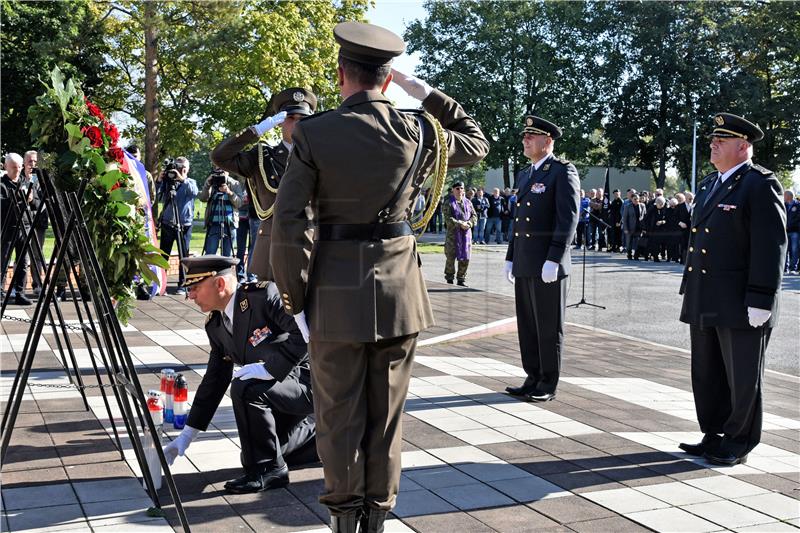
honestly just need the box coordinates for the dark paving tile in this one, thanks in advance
[478,441,549,461]
[518,455,581,476]
[240,503,325,531]
[469,504,565,532]
[405,510,495,532]
[529,494,616,524]
[568,515,652,532]
[541,471,624,493]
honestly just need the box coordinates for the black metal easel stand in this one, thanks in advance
[567,210,608,310]
[0,171,190,531]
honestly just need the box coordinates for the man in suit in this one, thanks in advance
[211,88,317,281]
[270,21,489,533]
[504,116,580,402]
[163,256,316,493]
[679,113,786,466]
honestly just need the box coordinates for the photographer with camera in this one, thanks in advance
[157,156,198,294]
[199,168,244,257]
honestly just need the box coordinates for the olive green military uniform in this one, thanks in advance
[443,196,477,283]
[211,88,316,281]
[270,24,489,519]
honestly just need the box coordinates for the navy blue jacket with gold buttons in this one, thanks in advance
[505,154,580,278]
[679,163,786,328]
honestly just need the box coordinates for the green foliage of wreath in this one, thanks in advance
[28,67,169,324]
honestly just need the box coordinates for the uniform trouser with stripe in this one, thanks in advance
[309,333,417,515]
[515,276,567,393]
[689,324,769,456]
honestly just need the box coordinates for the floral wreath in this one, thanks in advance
[28,67,168,324]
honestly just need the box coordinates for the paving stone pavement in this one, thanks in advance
[1,280,798,532]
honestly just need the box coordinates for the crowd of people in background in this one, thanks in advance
[427,185,519,245]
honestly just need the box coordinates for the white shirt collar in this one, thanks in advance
[223,292,236,328]
[532,154,551,171]
[719,160,750,183]
[282,140,293,152]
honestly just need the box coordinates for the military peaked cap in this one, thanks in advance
[334,21,405,66]
[521,115,563,139]
[708,113,764,143]
[180,255,239,287]
[271,88,317,116]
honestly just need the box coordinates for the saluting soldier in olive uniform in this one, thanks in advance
[211,89,317,280]
[678,113,786,466]
[504,116,580,403]
[270,22,489,533]
[162,256,317,494]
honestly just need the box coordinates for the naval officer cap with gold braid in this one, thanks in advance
[708,113,764,143]
[180,255,239,287]
[521,115,563,139]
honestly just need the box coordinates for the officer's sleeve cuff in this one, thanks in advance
[745,289,775,311]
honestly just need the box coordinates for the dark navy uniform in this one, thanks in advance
[505,119,580,398]
[185,273,315,477]
[679,113,786,464]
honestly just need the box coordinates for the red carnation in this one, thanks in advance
[108,146,126,165]
[82,125,104,148]
[103,121,120,146]
[85,99,105,121]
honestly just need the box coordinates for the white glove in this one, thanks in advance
[163,425,200,465]
[391,69,433,100]
[747,307,771,328]
[252,111,287,136]
[233,362,272,381]
[294,310,310,343]
[503,261,514,284]
[541,260,559,283]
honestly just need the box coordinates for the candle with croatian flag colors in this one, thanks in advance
[173,374,188,430]
[161,369,175,423]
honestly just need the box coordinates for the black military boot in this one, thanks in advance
[360,507,387,533]
[330,511,361,533]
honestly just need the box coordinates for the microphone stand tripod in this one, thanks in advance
[567,208,609,310]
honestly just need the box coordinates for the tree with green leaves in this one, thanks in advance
[1,0,110,155]
[98,0,369,175]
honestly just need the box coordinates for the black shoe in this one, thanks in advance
[704,449,748,466]
[14,293,32,306]
[679,434,721,457]
[224,464,289,494]
[505,383,538,397]
[360,507,387,533]
[528,391,556,402]
[445,278,453,284]
[457,280,467,287]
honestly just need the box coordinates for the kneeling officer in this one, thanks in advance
[163,255,316,493]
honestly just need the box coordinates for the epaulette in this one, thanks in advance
[398,107,425,115]
[299,109,332,122]
[206,310,219,325]
[240,280,270,291]
[552,157,570,165]
[750,164,773,176]
[699,171,717,185]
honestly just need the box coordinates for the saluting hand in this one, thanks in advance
[391,69,433,101]
[252,111,287,136]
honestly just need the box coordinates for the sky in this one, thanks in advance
[365,0,427,109]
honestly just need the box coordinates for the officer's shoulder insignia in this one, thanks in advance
[398,107,425,116]
[256,281,269,289]
[239,298,249,312]
[241,281,270,292]
[206,310,219,325]
[552,157,570,165]
[751,164,773,176]
[542,164,551,172]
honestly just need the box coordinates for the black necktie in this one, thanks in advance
[704,175,722,207]
[222,314,233,335]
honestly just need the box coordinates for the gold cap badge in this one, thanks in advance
[293,91,305,103]
[715,115,724,125]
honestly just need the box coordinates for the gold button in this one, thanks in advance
[282,293,289,298]
[526,202,531,206]
[688,266,693,272]
[515,232,519,237]
[705,228,710,233]
[701,249,707,254]
[526,217,530,222]
[692,228,697,233]
[272,175,277,181]
[515,217,519,222]
[259,229,263,235]
[516,202,520,207]
[689,247,694,252]
[526,233,531,237]
[702,269,707,274]
[285,304,292,311]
